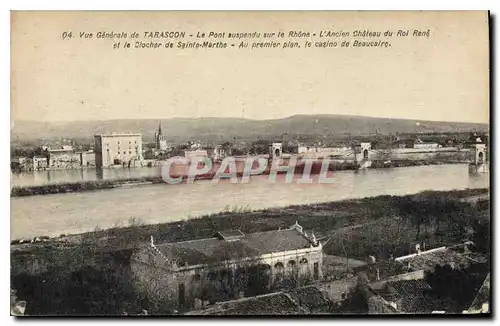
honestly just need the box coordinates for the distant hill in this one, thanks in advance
[11,114,489,144]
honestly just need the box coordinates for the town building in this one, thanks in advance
[412,138,441,149]
[76,150,96,168]
[11,156,28,172]
[130,222,323,312]
[47,146,80,169]
[465,133,488,148]
[154,122,168,151]
[269,143,283,158]
[183,149,209,159]
[32,156,48,170]
[291,145,353,158]
[210,146,227,162]
[11,156,27,165]
[94,133,143,168]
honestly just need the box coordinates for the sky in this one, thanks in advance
[11,11,489,124]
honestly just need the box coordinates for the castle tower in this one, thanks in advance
[154,122,168,151]
[269,142,283,159]
[469,143,487,173]
[353,142,372,169]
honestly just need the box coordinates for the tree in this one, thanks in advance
[337,273,371,314]
[425,262,489,311]
[220,142,233,156]
[357,272,370,286]
[250,140,270,155]
[471,218,490,254]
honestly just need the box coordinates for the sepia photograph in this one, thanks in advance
[9,10,490,317]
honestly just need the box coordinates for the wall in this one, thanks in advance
[260,247,323,286]
[369,270,426,291]
[79,152,96,167]
[32,157,48,170]
[317,276,359,303]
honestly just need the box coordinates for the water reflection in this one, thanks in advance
[10,164,489,240]
[11,167,163,187]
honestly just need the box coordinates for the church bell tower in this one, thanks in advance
[155,122,168,151]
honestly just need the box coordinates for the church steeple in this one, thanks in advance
[158,121,162,136]
[155,121,168,151]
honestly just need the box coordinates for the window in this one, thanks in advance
[341,292,346,300]
[178,283,185,306]
[129,151,132,154]
[313,262,319,280]
[117,151,120,154]
[118,141,120,144]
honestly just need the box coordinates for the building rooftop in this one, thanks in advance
[215,230,245,240]
[286,286,332,311]
[95,132,142,137]
[378,279,433,313]
[185,292,307,315]
[48,146,74,153]
[152,223,319,268]
[396,247,488,272]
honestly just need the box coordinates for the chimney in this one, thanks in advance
[311,231,318,246]
[292,221,303,233]
[150,235,154,247]
[376,268,380,281]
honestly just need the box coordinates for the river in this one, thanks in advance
[10,164,489,240]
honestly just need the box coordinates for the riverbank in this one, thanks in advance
[11,188,489,315]
[11,187,488,251]
[11,159,469,197]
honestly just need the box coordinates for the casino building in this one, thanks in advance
[130,222,323,311]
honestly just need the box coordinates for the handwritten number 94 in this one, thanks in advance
[61,32,73,40]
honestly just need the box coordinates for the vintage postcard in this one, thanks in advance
[10,11,490,316]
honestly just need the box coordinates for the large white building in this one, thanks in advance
[94,132,143,168]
